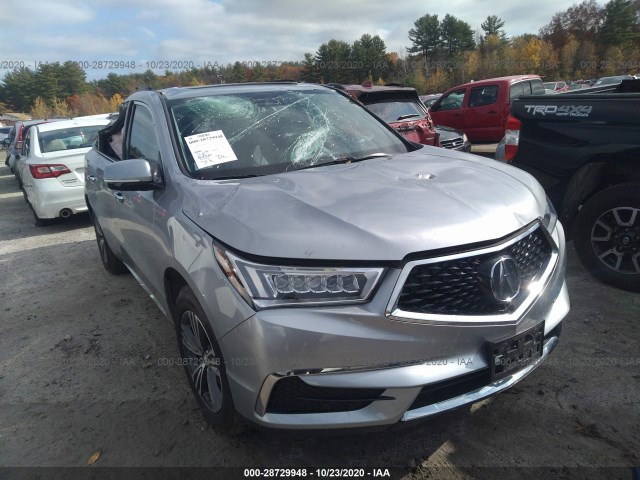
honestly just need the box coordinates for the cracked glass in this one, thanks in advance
[168,88,411,179]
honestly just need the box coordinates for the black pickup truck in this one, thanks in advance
[497,79,640,291]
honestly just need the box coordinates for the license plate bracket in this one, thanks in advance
[488,322,545,381]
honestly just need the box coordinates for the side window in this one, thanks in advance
[436,89,465,111]
[511,81,533,99]
[22,129,31,157]
[530,80,545,95]
[469,85,498,107]
[126,104,160,166]
[509,83,525,101]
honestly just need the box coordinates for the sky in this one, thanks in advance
[1,0,603,80]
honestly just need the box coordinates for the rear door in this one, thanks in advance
[429,88,466,130]
[463,84,501,142]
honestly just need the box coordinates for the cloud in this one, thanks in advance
[139,26,157,39]
[0,0,608,80]
[3,0,94,24]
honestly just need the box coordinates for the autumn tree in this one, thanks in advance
[540,0,603,48]
[315,39,351,83]
[251,63,265,82]
[0,67,38,111]
[440,15,476,56]
[481,15,506,41]
[31,97,51,119]
[300,53,318,82]
[96,72,129,98]
[351,34,388,83]
[51,97,73,117]
[407,14,441,63]
[599,0,640,48]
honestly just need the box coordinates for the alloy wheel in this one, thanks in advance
[180,310,223,413]
[590,207,640,274]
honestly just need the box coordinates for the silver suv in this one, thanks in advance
[85,82,569,431]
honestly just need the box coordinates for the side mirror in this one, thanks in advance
[104,159,159,191]
[2,138,10,146]
[14,153,21,160]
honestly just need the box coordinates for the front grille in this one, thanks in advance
[266,376,385,414]
[396,226,553,316]
[440,137,464,149]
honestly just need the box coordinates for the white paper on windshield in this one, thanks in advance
[184,130,238,169]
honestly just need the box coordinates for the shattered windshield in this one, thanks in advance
[168,88,410,179]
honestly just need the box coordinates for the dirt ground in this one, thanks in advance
[0,162,638,480]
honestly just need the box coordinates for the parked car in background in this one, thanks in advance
[543,81,569,92]
[567,83,590,91]
[435,125,471,152]
[4,120,50,173]
[335,83,438,146]
[18,117,110,225]
[495,79,640,291]
[85,82,568,432]
[0,127,10,150]
[429,75,545,143]
[593,75,634,86]
[419,93,442,108]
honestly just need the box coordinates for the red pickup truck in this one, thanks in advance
[429,75,545,143]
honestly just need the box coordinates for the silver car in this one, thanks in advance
[85,83,569,431]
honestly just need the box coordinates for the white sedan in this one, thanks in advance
[18,117,110,226]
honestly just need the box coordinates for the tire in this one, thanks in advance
[573,183,640,292]
[174,286,244,434]
[30,205,52,227]
[92,216,127,274]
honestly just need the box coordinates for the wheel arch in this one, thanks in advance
[164,267,189,321]
[561,156,640,231]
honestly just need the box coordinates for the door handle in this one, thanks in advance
[453,113,462,117]
[488,110,497,114]
[87,175,96,183]
[114,192,125,203]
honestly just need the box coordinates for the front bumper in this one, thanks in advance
[218,223,569,429]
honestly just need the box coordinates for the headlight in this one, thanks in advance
[542,196,558,233]
[462,133,468,144]
[214,247,384,309]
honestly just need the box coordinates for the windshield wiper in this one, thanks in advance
[206,173,261,180]
[293,153,391,171]
[396,114,421,121]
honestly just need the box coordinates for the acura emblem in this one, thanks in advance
[490,256,520,303]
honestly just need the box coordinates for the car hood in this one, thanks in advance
[435,125,464,140]
[182,148,547,261]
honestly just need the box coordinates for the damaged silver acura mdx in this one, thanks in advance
[85,82,569,431]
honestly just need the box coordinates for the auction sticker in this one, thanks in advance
[184,130,237,169]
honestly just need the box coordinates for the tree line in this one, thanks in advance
[0,0,638,117]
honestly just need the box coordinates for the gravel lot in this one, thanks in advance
[0,162,638,479]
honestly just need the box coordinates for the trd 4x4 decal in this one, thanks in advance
[523,105,593,117]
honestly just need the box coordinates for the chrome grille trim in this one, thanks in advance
[385,222,559,325]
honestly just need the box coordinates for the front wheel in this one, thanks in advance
[574,183,640,292]
[174,286,243,433]
[92,215,127,274]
